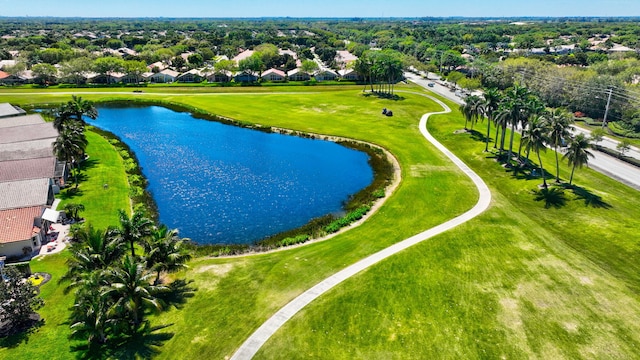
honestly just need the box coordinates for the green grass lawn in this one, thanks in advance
[1,85,639,359]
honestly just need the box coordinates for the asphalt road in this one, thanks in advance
[405,71,640,191]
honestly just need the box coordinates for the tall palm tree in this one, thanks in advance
[102,255,166,333]
[114,209,154,258]
[503,84,530,164]
[563,133,594,185]
[519,96,546,160]
[522,115,551,188]
[53,125,88,188]
[482,88,502,152]
[546,108,574,182]
[143,226,192,285]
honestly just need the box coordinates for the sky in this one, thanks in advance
[1,0,640,18]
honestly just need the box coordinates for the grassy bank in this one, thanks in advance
[1,85,639,359]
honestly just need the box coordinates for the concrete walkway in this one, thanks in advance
[230,94,492,359]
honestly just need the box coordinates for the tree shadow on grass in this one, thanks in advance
[71,324,175,360]
[533,187,568,209]
[467,129,489,143]
[0,316,44,349]
[362,92,406,101]
[78,158,99,172]
[58,187,84,201]
[156,279,197,311]
[563,184,612,209]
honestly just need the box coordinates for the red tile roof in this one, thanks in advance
[0,206,42,244]
[0,71,9,79]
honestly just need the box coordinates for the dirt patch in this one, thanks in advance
[196,263,234,276]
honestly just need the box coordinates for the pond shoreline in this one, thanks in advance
[90,100,400,255]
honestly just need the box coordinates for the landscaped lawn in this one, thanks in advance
[1,85,639,359]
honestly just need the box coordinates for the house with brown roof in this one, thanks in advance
[0,157,63,186]
[0,206,46,260]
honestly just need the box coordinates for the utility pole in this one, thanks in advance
[602,88,613,129]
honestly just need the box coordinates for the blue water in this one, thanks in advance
[89,105,373,245]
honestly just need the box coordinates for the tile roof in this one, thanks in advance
[263,68,286,77]
[0,206,43,244]
[0,114,45,128]
[0,123,57,144]
[0,157,56,182]
[232,49,254,63]
[0,138,55,162]
[0,178,51,210]
[0,71,9,79]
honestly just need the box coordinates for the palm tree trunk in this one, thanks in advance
[130,240,136,257]
[569,163,577,185]
[485,120,491,152]
[155,270,161,286]
[494,125,500,149]
[500,126,507,153]
[554,144,560,182]
[508,123,516,163]
[538,152,547,189]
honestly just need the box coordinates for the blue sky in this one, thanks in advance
[2,0,639,18]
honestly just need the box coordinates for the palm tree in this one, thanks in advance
[519,96,546,160]
[563,133,594,185]
[53,126,88,188]
[102,255,166,333]
[114,209,153,258]
[62,95,98,124]
[61,225,125,291]
[522,115,550,188]
[546,108,574,182]
[482,88,502,152]
[143,226,192,285]
[69,271,112,344]
[63,202,85,220]
[506,84,529,164]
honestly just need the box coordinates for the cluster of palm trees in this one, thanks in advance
[62,209,191,345]
[52,96,97,189]
[354,49,404,95]
[459,84,594,188]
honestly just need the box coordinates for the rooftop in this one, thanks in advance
[0,206,43,244]
[0,103,26,118]
[0,113,45,128]
[0,178,51,211]
[0,123,58,145]
[0,138,55,162]
[0,157,57,182]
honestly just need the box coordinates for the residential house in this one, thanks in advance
[287,68,310,81]
[0,206,46,259]
[0,123,58,145]
[0,114,47,128]
[335,50,358,69]
[0,138,56,162]
[262,68,286,82]
[0,71,28,85]
[338,69,362,81]
[147,61,168,72]
[314,69,339,81]
[207,70,232,83]
[176,69,205,83]
[150,69,180,83]
[0,178,55,211]
[233,71,258,83]
[232,49,255,64]
[0,157,64,188]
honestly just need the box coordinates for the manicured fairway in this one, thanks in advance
[1,85,639,359]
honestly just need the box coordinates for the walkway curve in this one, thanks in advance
[230,93,492,360]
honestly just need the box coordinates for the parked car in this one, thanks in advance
[428,82,435,87]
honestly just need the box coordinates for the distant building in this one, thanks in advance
[262,68,286,82]
[287,68,311,81]
[0,206,46,259]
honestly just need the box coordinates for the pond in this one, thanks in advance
[89,105,374,245]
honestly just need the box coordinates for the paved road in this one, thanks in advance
[571,125,640,161]
[406,72,640,191]
[230,93,492,360]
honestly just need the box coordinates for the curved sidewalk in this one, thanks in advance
[230,94,492,360]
